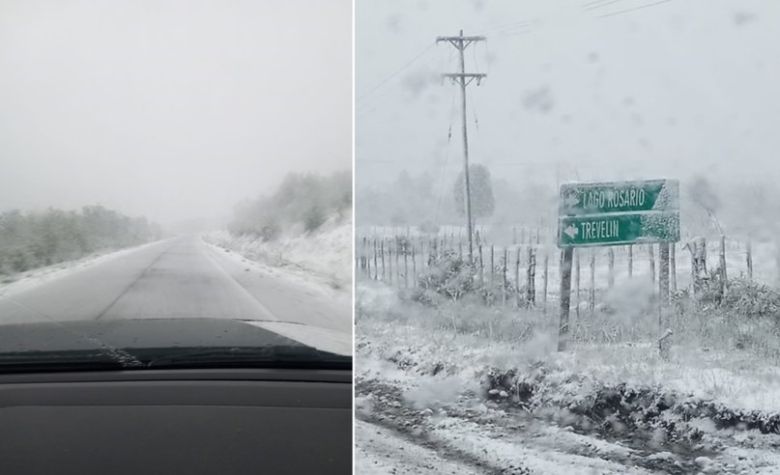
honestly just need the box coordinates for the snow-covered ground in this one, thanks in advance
[204,212,352,291]
[356,280,780,474]
[0,239,169,299]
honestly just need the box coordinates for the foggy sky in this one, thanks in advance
[357,0,780,192]
[0,0,351,225]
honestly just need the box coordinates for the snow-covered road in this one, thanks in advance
[0,235,351,337]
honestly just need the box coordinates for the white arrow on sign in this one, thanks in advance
[564,193,580,208]
[563,225,578,239]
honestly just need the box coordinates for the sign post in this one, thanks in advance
[556,179,680,352]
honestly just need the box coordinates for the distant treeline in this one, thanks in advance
[0,205,161,275]
[229,171,351,240]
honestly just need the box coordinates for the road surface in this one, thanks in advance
[0,236,351,335]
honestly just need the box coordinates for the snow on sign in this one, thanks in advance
[558,179,680,247]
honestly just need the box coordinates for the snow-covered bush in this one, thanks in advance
[229,171,350,240]
[720,277,780,321]
[0,206,160,275]
[413,249,475,304]
[412,249,519,307]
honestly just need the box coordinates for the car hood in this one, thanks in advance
[0,318,351,372]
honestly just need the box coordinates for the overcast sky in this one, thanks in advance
[357,0,780,194]
[0,0,351,225]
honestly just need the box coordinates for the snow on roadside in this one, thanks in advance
[356,280,780,474]
[357,281,780,416]
[203,212,351,291]
[355,419,481,475]
[0,239,169,299]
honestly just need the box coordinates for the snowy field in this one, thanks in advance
[205,212,352,292]
[355,281,780,474]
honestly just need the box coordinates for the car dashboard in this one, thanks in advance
[0,368,351,474]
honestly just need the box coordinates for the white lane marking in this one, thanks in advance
[200,240,281,322]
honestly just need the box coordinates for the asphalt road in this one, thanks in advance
[0,236,350,334]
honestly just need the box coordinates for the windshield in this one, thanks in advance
[0,0,352,371]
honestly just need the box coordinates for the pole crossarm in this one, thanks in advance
[442,73,487,87]
[436,35,486,50]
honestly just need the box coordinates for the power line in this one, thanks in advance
[356,43,435,104]
[598,0,674,18]
[433,87,459,223]
[584,0,629,11]
[583,0,622,9]
[476,19,531,36]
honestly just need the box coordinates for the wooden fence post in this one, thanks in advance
[380,241,385,281]
[542,252,549,313]
[368,238,377,280]
[490,245,495,285]
[403,241,409,288]
[478,244,484,287]
[411,245,417,286]
[670,243,677,294]
[502,248,508,306]
[514,247,520,307]
[362,237,368,273]
[719,235,727,295]
[387,245,392,286]
[395,240,401,286]
[526,243,536,306]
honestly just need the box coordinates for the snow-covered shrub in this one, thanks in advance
[303,205,326,233]
[414,249,475,303]
[0,207,160,276]
[412,249,519,307]
[720,277,780,321]
[229,171,350,240]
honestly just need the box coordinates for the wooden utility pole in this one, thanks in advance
[437,30,486,264]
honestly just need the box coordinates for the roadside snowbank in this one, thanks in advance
[0,239,169,299]
[203,212,351,290]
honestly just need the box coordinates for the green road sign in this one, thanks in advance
[559,212,680,247]
[558,179,680,248]
[560,179,678,216]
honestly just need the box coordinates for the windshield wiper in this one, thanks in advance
[146,346,351,370]
[0,350,133,374]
